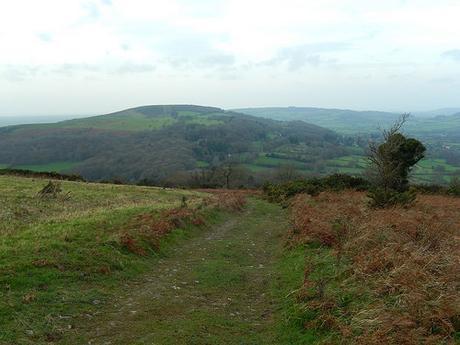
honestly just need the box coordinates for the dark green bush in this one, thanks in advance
[0,168,85,182]
[321,173,369,191]
[263,174,369,202]
[447,176,460,196]
[367,187,416,208]
[411,184,447,195]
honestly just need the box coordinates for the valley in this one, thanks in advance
[1,104,460,186]
[3,1,459,343]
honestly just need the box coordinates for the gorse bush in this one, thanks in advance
[0,168,85,182]
[448,176,460,196]
[263,173,369,203]
[411,183,448,195]
[367,187,417,208]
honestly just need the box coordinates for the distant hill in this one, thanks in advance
[0,115,86,127]
[413,108,460,118]
[234,106,460,138]
[234,107,400,134]
[51,105,226,131]
[0,105,351,183]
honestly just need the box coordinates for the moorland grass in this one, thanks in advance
[0,176,210,344]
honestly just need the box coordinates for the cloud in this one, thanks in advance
[0,62,157,81]
[1,65,40,82]
[198,54,235,67]
[153,32,235,69]
[52,63,102,76]
[82,1,101,19]
[264,42,350,71]
[37,32,53,42]
[117,63,155,74]
[442,50,460,62]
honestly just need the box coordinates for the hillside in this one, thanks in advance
[0,175,255,343]
[1,175,458,344]
[0,105,350,184]
[235,106,460,137]
[235,107,460,183]
[234,107,401,134]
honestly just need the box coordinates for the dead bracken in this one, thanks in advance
[289,191,460,344]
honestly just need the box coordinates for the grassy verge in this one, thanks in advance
[0,176,217,344]
[0,203,229,344]
[50,197,287,344]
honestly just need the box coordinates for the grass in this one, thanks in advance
[0,176,210,344]
[242,163,275,173]
[273,246,329,344]
[48,197,301,344]
[325,155,460,184]
[39,110,224,132]
[8,161,80,173]
[57,111,177,131]
[196,160,210,168]
[178,112,223,126]
[254,155,306,168]
[0,176,203,236]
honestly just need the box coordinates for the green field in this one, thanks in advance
[6,161,80,173]
[324,155,460,184]
[242,163,274,173]
[196,160,210,168]
[45,110,223,131]
[254,155,308,169]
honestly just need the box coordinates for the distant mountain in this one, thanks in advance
[413,108,460,118]
[234,107,400,134]
[0,115,86,127]
[234,106,460,138]
[0,105,350,183]
[407,112,460,137]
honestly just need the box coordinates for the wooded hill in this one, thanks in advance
[0,105,352,184]
[235,106,460,137]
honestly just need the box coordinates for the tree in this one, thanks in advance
[274,164,300,183]
[367,114,426,207]
[221,161,235,189]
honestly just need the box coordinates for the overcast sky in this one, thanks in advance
[1,0,459,116]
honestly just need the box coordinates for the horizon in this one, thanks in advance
[1,103,460,118]
[1,0,460,116]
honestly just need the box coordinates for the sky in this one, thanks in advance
[0,0,459,116]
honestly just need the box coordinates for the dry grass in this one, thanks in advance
[289,191,460,344]
[119,191,248,254]
[0,175,206,235]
